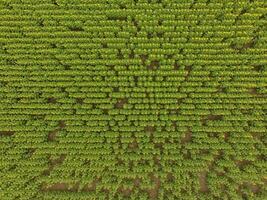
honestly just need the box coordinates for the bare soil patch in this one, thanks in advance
[148,60,159,70]
[115,98,128,109]
[82,178,100,192]
[147,174,161,199]
[181,129,192,144]
[0,131,15,137]
[199,171,209,193]
[47,97,57,103]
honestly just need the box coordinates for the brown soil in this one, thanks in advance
[133,19,141,32]
[42,154,66,176]
[118,186,132,197]
[230,37,257,51]
[224,132,230,142]
[182,150,191,159]
[128,140,138,149]
[235,160,251,170]
[42,182,80,192]
[167,172,175,182]
[48,130,57,141]
[82,178,100,192]
[181,129,192,144]
[144,126,155,133]
[148,60,159,70]
[115,98,128,109]
[133,178,141,187]
[238,182,261,195]
[69,26,84,32]
[147,174,161,199]
[59,120,66,129]
[199,171,209,193]
[47,97,57,103]
[154,142,163,150]
[140,54,148,65]
[202,114,223,125]
[0,131,15,136]
[207,115,223,121]
[43,183,68,191]
[47,121,65,141]
[153,156,161,166]
[129,49,135,59]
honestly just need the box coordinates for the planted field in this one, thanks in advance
[0,0,267,199]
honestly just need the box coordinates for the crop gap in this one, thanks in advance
[208,132,219,138]
[199,171,209,193]
[147,32,153,39]
[6,59,17,65]
[182,150,191,159]
[47,97,57,103]
[248,87,261,96]
[216,13,224,21]
[68,26,84,32]
[117,49,123,59]
[38,19,44,27]
[230,37,257,51]
[140,54,148,65]
[5,3,13,9]
[129,49,135,58]
[185,65,192,72]
[58,120,66,129]
[181,129,192,144]
[174,60,180,70]
[202,115,223,125]
[50,43,57,48]
[259,14,266,20]
[132,19,140,31]
[144,125,155,133]
[217,86,227,93]
[147,60,159,70]
[133,76,138,84]
[240,8,248,15]
[166,54,173,59]
[113,87,119,92]
[0,131,15,137]
[166,173,175,182]
[253,65,263,72]
[102,43,107,48]
[157,32,163,37]
[76,98,84,104]
[118,187,132,198]
[103,109,108,115]
[115,98,128,109]
[51,0,59,6]
[128,139,138,150]
[25,148,35,157]
[235,160,251,170]
[208,115,223,121]
[147,174,161,199]
[119,4,126,9]
[82,178,100,192]
[224,133,230,142]
[107,16,127,21]
[48,130,57,142]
